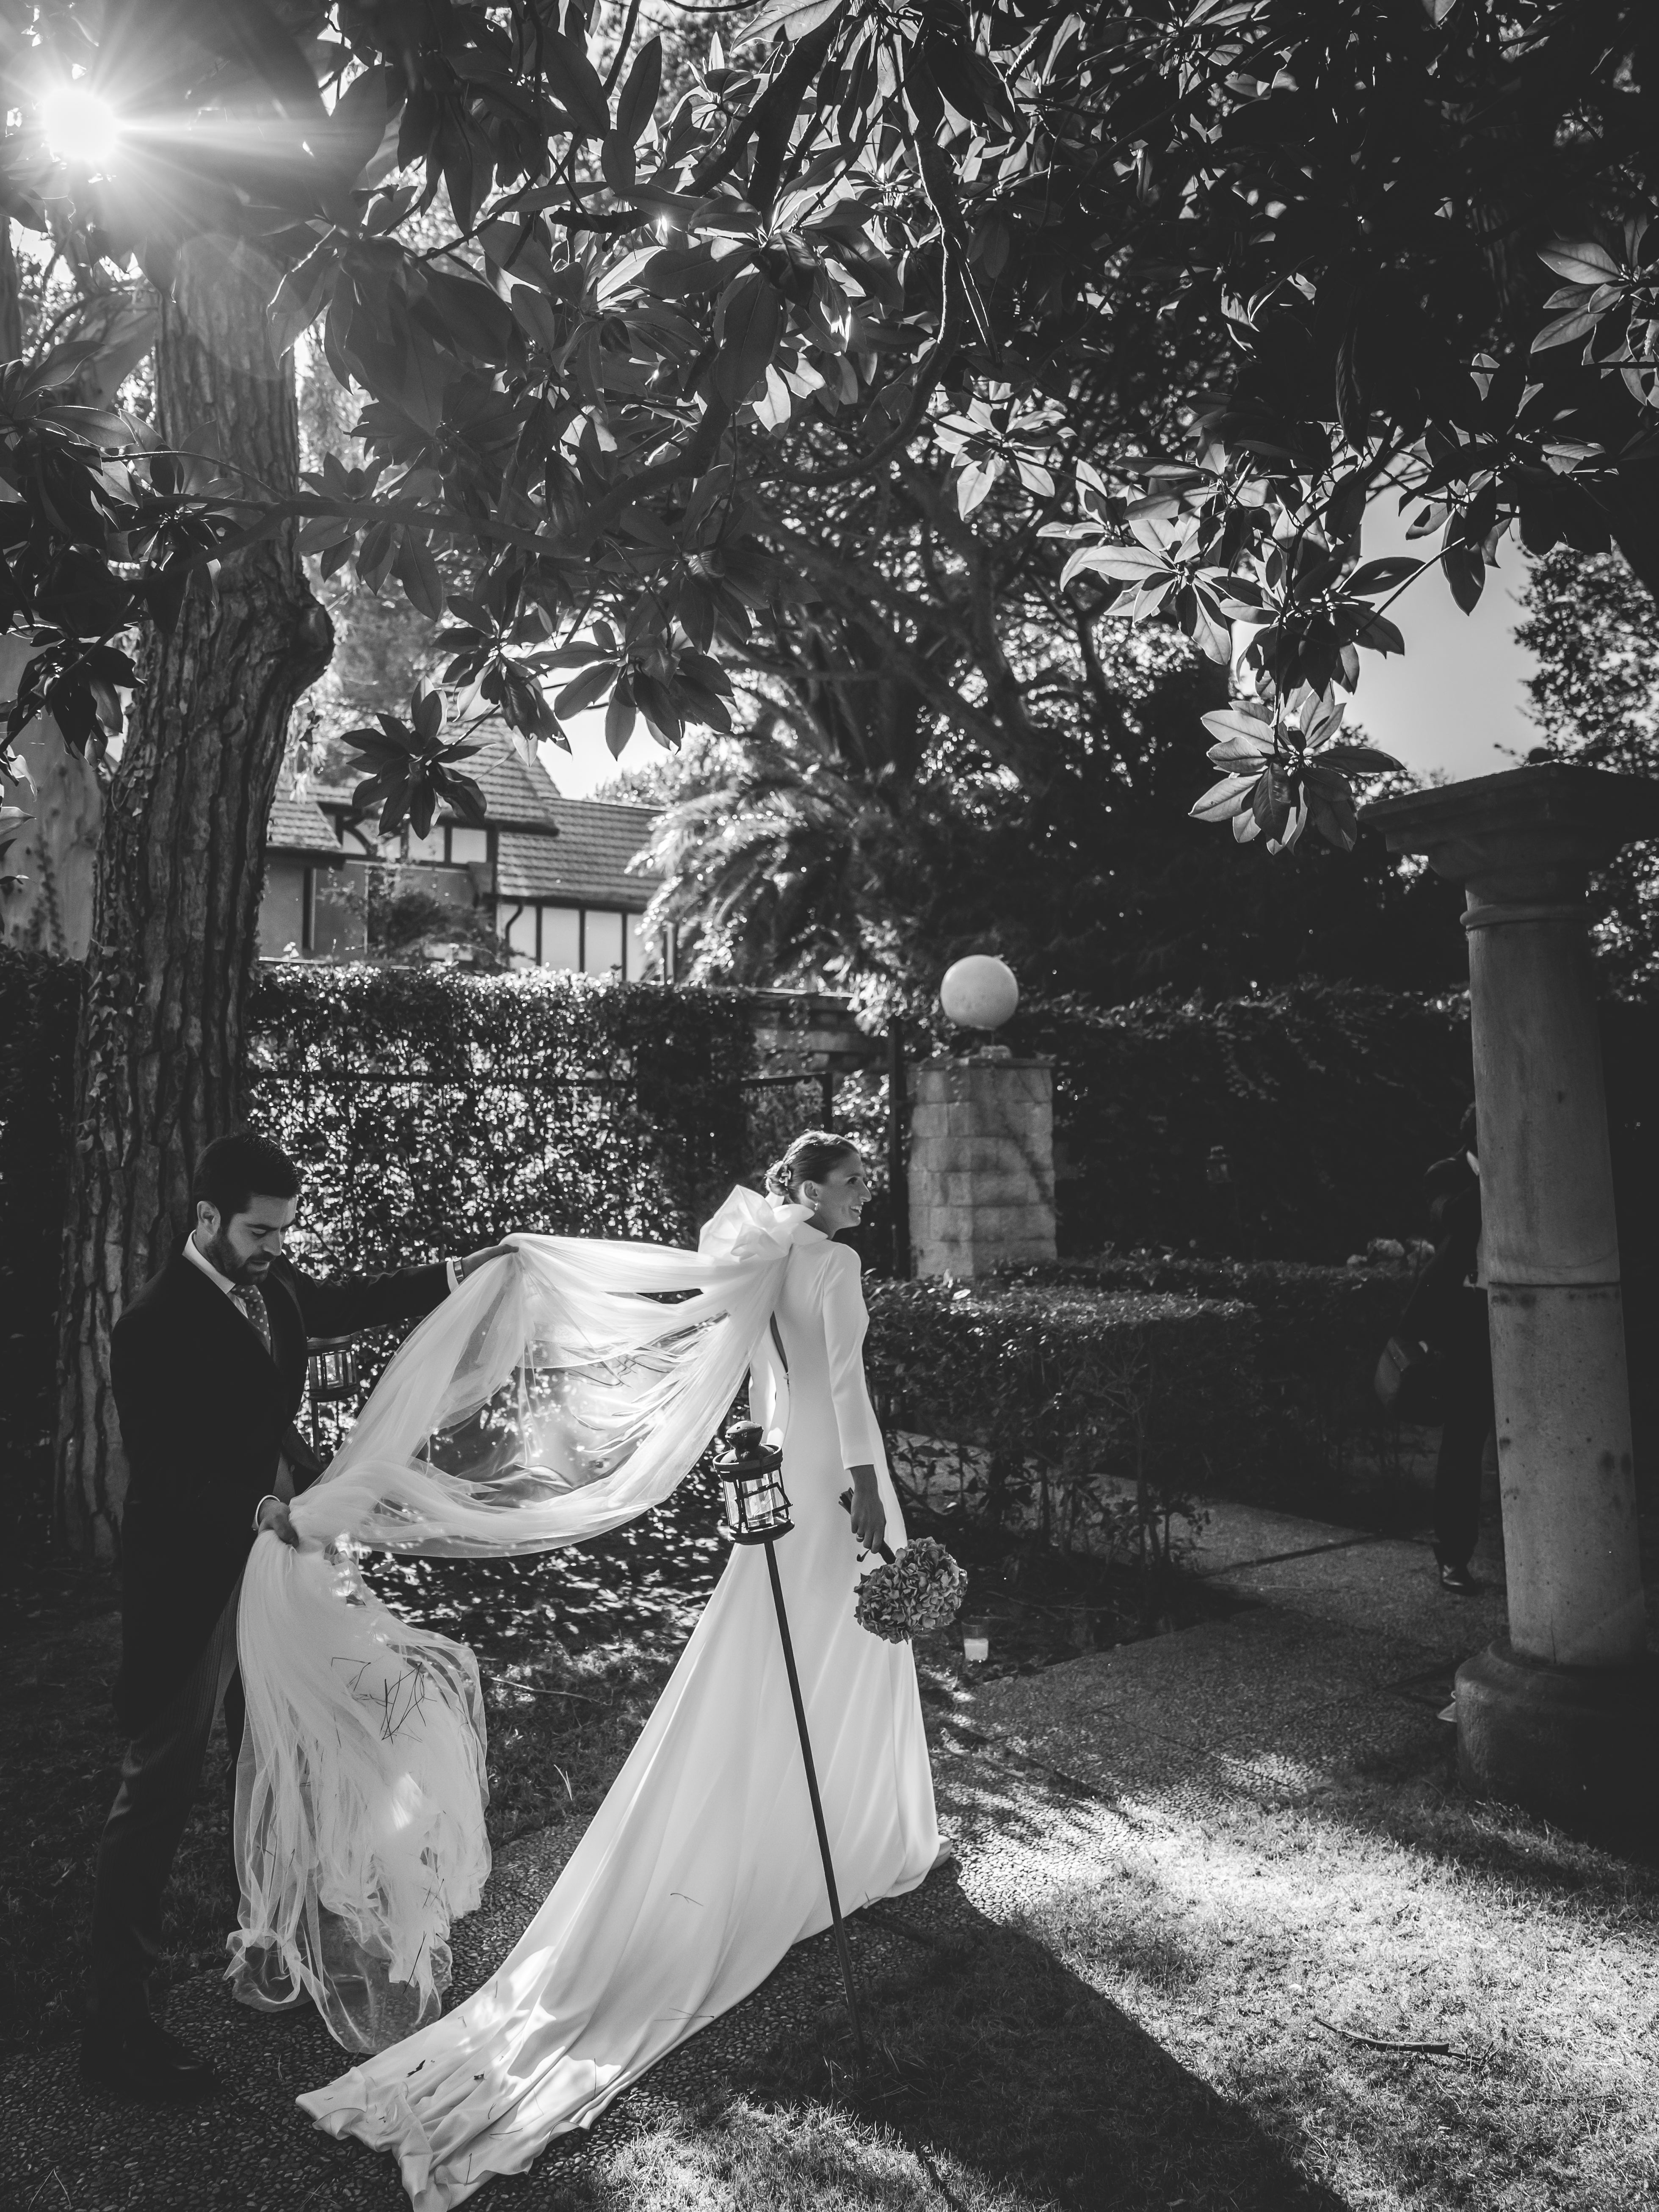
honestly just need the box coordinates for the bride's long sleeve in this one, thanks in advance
[819,1243,886,1470]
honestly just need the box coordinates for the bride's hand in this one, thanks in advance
[846,1466,886,1554]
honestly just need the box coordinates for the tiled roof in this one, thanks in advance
[268,784,343,855]
[296,729,662,908]
[455,735,568,826]
[496,802,660,908]
[310,731,573,831]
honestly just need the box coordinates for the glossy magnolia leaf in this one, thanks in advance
[556,662,616,718]
[1206,737,1270,766]
[1531,307,1600,353]
[547,31,611,137]
[1190,771,1260,822]
[1314,744,1402,773]
[616,36,662,144]
[411,683,445,742]
[632,670,682,743]
[1061,544,1169,589]
[1443,540,1485,613]
[1200,707,1274,747]
[357,519,398,594]
[957,456,1003,516]
[745,0,844,43]
[714,275,785,406]
[394,534,445,620]
[605,681,638,757]
[1344,557,1421,596]
[1538,241,1623,287]
[1355,613,1407,654]
[1309,795,1359,851]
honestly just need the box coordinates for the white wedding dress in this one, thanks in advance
[232,1194,938,2209]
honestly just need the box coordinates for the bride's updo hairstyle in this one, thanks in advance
[765,1129,858,1205]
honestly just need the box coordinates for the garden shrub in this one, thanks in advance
[864,1279,1261,1572]
[248,963,757,1266]
[1008,983,1475,1263]
[1013,983,1659,1275]
[1004,1254,1412,1506]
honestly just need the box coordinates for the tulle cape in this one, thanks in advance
[228,1189,809,2051]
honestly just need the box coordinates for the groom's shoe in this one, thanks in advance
[81,2016,217,2103]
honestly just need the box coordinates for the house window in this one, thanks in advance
[449,826,489,865]
[629,913,670,981]
[499,903,538,962]
[583,909,624,976]
[491,902,665,979]
[406,824,445,863]
[541,906,582,969]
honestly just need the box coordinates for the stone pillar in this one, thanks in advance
[908,1055,1056,1278]
[1366,765,1659,1836]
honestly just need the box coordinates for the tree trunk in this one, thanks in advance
[55,235,331,1564]
[0,219,22,360]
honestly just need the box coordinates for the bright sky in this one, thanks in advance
[539,500,1542,799]
[1346,501,1540,784]
[540,707,667,798]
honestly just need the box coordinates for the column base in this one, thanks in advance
[1455,1638,1659,1843]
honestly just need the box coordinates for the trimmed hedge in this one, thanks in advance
[1003,1254,1409,1502]
[864,1278,1261,1560]
[248,963,757,1265]
[1010,983,1473,1262]
[1012,984,1659,1273]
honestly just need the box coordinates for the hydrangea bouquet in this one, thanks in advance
[840,1491,968,1643]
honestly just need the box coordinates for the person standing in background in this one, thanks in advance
[1400,1103,1489,1595]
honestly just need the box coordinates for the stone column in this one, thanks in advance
[1366,765,1659,1836]
[908,1055,1056,1278]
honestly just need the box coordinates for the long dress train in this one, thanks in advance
[295,1220,939,2209]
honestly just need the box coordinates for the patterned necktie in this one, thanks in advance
[230,1282,273,1357]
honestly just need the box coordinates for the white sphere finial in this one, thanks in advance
[939,954,1019,1033]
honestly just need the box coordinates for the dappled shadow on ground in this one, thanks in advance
[500,1863,1353,2212]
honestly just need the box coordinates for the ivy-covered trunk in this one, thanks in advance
[55,236,331,1564]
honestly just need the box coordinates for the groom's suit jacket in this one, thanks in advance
[110,1240,449,1732]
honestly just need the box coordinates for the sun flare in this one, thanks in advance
[40,86,120,169]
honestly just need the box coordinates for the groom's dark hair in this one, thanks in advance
[193,1130,300,1219]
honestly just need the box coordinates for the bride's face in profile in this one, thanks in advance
[798,1149,868,1236]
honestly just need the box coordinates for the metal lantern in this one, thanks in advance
[714,1422,792,1544]
[306,1334,361,1460]
[307,1334,361,1402]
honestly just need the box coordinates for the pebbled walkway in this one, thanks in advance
[3,1502,1541,2212]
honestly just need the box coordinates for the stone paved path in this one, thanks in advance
[3,1503,1531,2212]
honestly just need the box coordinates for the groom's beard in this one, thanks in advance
[200,1228,270,1287]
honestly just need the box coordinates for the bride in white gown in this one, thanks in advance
[240,1132,938,2209]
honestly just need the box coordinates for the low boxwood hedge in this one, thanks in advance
[864,1278,1261,1564]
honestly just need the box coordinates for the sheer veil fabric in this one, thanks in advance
[230,1189,939,2206]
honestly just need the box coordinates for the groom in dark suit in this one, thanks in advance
[83,1129,511,2102]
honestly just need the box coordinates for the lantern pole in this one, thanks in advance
[762,1535,870,2076]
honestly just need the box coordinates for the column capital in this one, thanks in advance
[1362,765,1659,914]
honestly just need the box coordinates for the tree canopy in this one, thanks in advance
[2,0,1656,854]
